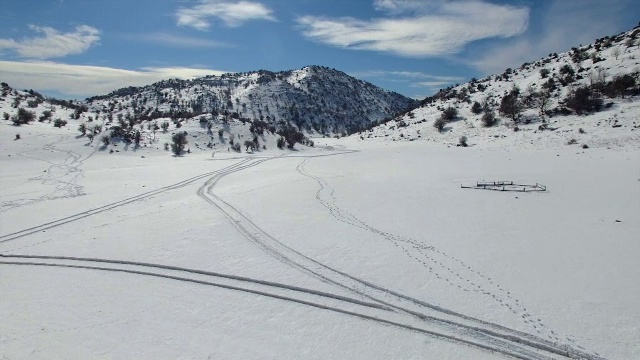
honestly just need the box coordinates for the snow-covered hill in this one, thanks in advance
[84,65,417,135]
[356,26,640,150]
[1,66,416,154]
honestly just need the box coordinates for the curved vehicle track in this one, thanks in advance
[0,148,354,244]
[0,254,387,311]
[0,256,542,360]
[0,158,254,243]
[195,155,605,360]
[0,149,606,360]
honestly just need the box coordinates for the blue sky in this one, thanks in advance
[0,0,638,99]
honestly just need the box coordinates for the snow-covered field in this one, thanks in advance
[1,120,639,360]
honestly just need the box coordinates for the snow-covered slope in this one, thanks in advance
[1,124,638,359]
[356,26,640,150]
[84,65,417,135]
[1,66,417,148]
[0,82,300,157]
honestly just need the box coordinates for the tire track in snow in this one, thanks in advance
[0,150,354,245]
[0,149,603,359]
[0,259,538,360]
[0,254,388,311]
[196,155,603,360]
[0,158,254,244]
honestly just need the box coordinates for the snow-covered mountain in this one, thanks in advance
[356,26,640,150]
[84,65,417,135]
[1,66,417,154]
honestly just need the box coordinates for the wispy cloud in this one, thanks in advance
[130,32,233,48]
[176,0,276,30]
[472,0,634,74]
[410,81,457,88]
[296,0,529,57]
[0,25,100,59]
[351,69,464,98]
[373,0,441,14]
[354,70,463,82]
[0,61,226,97]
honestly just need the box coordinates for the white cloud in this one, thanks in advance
[0,61,226,98]
[410,81,457,88]
[0,25,100,59]
[354,70,463,82]
[176,0,276,30]
[472,0,634,74]
[296,0,529,57]
[131,32,233,48]
[373,0,440,14]
[350,69,463,96]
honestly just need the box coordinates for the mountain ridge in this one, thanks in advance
[4,26,640,150]
[83,65,418,135]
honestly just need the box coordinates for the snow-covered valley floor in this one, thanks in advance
[1,124,638,360]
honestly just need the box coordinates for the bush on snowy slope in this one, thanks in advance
[277,124,305,149]
[603,74,638,98]
[12,108,35,125]
[482,111,497,127]
[471,101,483,114]
[499,87,523,123]
[171,132,188,155]
[53,119,68,128]
[441,106,458,121]
[433,117,447,132]
[565,86,604,114]
[39,110,52,122]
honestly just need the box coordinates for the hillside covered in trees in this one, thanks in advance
[84,65,417,136]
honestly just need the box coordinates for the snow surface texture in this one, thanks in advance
[356,27,640,150]
[1,114,639,359]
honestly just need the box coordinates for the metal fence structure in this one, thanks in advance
[461,181,547,192]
